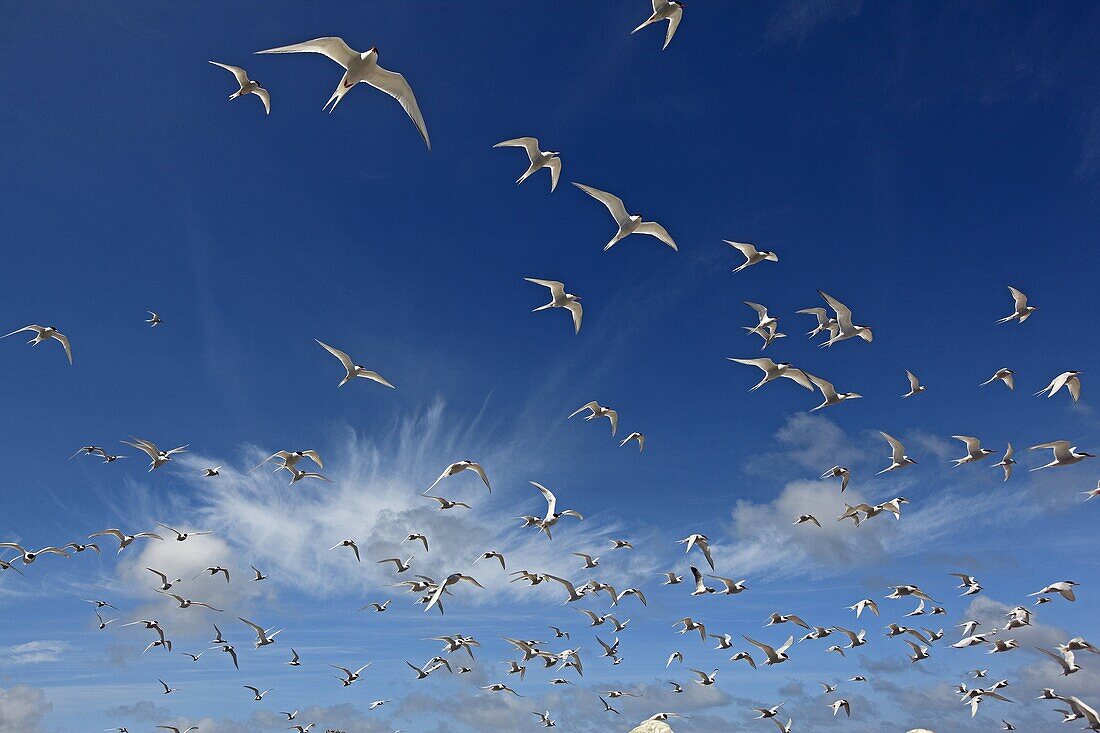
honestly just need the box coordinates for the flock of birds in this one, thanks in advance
[2,3,1097,733]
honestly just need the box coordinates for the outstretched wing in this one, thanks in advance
[255,37,358,69]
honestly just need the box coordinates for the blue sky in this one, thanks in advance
[2,1,1099,732]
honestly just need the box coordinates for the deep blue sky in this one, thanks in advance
[1,2,1099,733]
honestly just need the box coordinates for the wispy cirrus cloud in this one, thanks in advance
[0,640,71,664]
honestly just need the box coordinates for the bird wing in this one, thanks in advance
[50,331,73,363]
[209,60,250,87]
[565,301,583,334]
[531,481,557,518]
[1007,286,1028,312]
[726,240,759,259]
[573,183,630,225]
[634,221,678,250]
[663,5,683,50]
[742,635,777,660]
[819,290,854,331]
[1031,441,1071,460]
[808,374,838,400]
[729,357,777,372]
[467,462,491,492]
[364,64,431,151]
[1068,376,1081,402]
[255,37,358,68]
[906,370,920,390]
[254,86,271,114]
[546,157,561,192]
[880,432,905,461]
[524,277,566,299]
[953,435,981,454]
[494,137,540,160]
[781,368,815,391]
[315,339,354,371]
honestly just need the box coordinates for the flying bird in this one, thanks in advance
[631,0,684,50]
[209,61,270,114]
[726,240,778,273]
[2,324,72,363]
[315,339,394,388]
[997,286,1037,323]
[256,37,430,148]
[493,137,561,191]
[525,278,583,334]
[573,182,678,252]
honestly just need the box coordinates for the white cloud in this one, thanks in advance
[0,640,70,664]
[0,685,50,733]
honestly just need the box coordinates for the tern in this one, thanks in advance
[157,679,177,695]
[0,543,69,564]
[244,685,272,701]
[730,650,756,668]
[848,598,879,618]
[1081,480,1100,500]
[493,137,561,191]
[793,514,821,527]
[744,301,779,335]
[330,539,361,562]
[678,534,715,569]
[1035,370,1082,402]
[426,460,491,493]
[157,591,223,612]
[286,465,331,485]
[997,286,1037,323]
[156,522,212,542]
[481,683,523,696]
[951,435,995,466]
[808,374,862,411]
[474,551,506,570]
[146,568,182,591]
[377,556,413,573]
[821,465,851,491]
[877,432,917,474]
[145,311,163,326]
[209,61,270,114]
[981,368,1015,390]
[797,307,837,338]
[315,339,394,388]
[426,495,470,511]
[903,370,926,398]
[239,616,283,647]
[156,727,197,733]
[89,528,163,553]
[742,635,794,665]
[531,481,583,539]
[690,668,718,686]
[726,240,778,273]
[728,357,813,392]
[256,37,429,148]
[332,662,372,686]
[201,466,220,477]
[525,278,583,334]
[2,324,72,363]
[993,443,1016,481]
[573,182,678,252]
[1029,580,1078,602]
[402,533,429,552]
[632,0,684,50]
[1029,441,1095,470]
[1036,647,1081,675]
[818,291,873,346]
[121,437,188,472]
[830,699,852,717]
[568,401,617,435]
[620,432,645,452]
[250,449,323,473]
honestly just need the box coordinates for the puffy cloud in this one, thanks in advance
[0,685,51,733]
